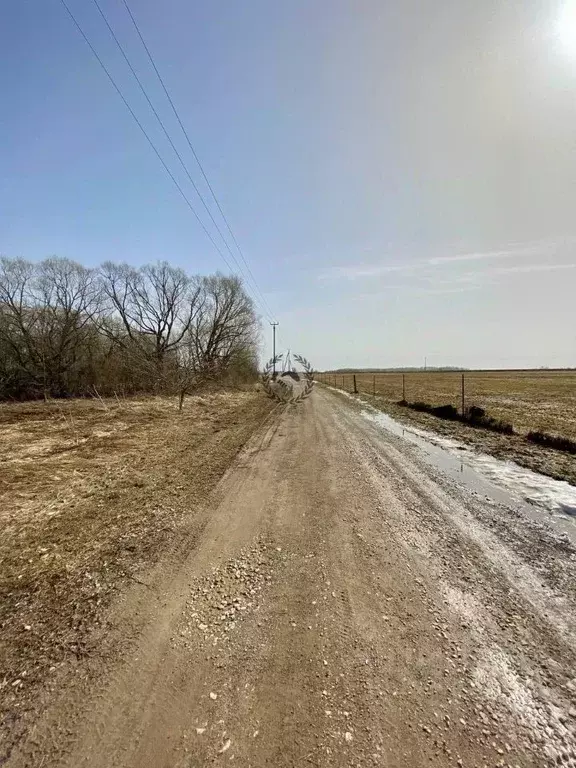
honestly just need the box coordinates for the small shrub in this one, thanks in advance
[411,401,433,412]
[401,401,459,420]
[527,431,576,455]
[466,405,514,434]
[401,399,514,434]
[467,405,486,422]
[472,415,514,435]
[430,404,460,420]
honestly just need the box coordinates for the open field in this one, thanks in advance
[317,370,576,484]
[320,370,576,439]
[0,390,275,763]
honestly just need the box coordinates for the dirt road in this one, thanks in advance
[8,387,576,767]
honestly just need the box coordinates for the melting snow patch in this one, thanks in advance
[333,389,576,533]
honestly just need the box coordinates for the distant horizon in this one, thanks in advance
[318,366,576,373]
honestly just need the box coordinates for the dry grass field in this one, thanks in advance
[0,390,275,762]
[321,369,576,439]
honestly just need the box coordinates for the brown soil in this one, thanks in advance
[3,387,576,767]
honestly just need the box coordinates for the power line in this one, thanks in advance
[58,0,238,275]
[119,0,277,323]
[58,0,273,324]
[90,0,274,323]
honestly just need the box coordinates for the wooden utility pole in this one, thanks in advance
[353,374,358,394]
[270,322,278,377]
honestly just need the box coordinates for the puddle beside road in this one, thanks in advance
[329,388,576,542]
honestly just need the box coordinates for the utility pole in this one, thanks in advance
[270,322,279,378]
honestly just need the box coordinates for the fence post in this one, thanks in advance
[353,374,358,394]
[342,375,345,390]
[402,373,406,402]
[373,374,376,395]
[461,373,466,416]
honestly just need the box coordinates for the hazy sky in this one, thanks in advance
[2,0,576,368]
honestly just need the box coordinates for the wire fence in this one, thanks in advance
[314,370,576,438]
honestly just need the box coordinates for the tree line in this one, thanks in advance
[0,256,260,402]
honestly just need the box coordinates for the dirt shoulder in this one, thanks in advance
[0,391,276,764]
[346,391,576,486]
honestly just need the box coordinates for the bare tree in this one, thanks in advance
[188,274,259,379]
[33,258,100,395]
[0,257,260,401]
[99,261,202,389]
[0,257,99,396]
[0,258,38,396]
[172,274,259,407]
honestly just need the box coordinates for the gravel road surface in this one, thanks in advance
[8,386,576,767]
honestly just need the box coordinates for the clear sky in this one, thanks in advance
[2,0,576,369]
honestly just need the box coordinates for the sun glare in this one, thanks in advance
[556,1,576,54]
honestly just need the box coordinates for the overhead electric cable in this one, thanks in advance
[91,0,273,322]
[119,0,277,322]
[59,0,238,276]
[59,0,275,323]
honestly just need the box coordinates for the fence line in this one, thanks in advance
[316,371,472,414]
[314,369,576,421]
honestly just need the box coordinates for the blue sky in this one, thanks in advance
[2,0,576,368]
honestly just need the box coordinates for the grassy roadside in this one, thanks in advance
[0,391,275,761]
[326,385,576,487]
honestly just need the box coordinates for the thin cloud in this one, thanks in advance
[489,263,576,275]
[426,262,576,288]
[427,249,521,266]
[319,237,576,283]
[425,273,481,286]
[427,236,575,266]
[424,262,576,290]
[418,285,482,295]
[321,246,528,281]
[319,263,415,280]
